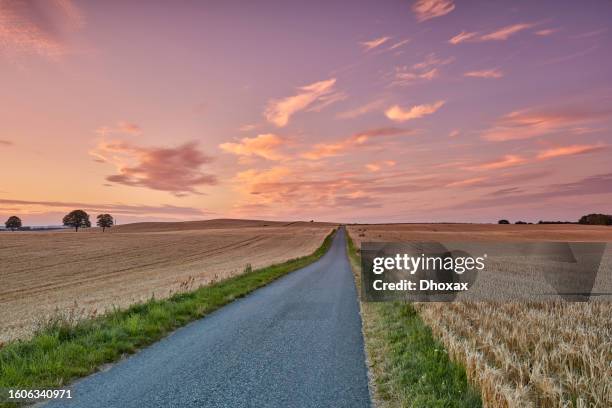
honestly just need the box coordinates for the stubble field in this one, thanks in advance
[347,223,612,408]
[0,219,334,343]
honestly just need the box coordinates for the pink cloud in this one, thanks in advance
[0,139,13,146]
[385,100,445,122]
[482,106,611,141]
[264,78,337,127]
[479,23,534,41]
[448,31,478,44]
[360,36,391,51]
[219,134,285,161]
[535,28,559,36]
[536,144,607,160]
[412,0,455,22]
[92,141,216,196]
[366,160,396,172]
[467,155,527,171]
[449,23,535,45]
[302,127,409,160]
[0,0,83,59]
[0,198,211,218]
[464,68,503,79]
[96,121,142,137]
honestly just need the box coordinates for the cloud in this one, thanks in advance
[92,140,216,196]
[535,28,559,36]
[536,144,607,160]
[385,100,445,122]
[449,31,478,44]
[464,68,503,79]
[412,0,455,22]
[264,78,337,127]
[479,23,534,41]
[467,155,526,171]
[482,106,611,141]
[366,160,396,172]
[389,53,452,87]
[413,53,454,70]
[391,66,438,86]
[449,173,612,210]
[570,28,607,39]
[96,121,142,137]
[0,0,83,59]
[238,124,257,132]
[360,36,391,51]
[449,23,534,45]
[445,177,487,187]
[219,134,285,161]
[449,129,460,137]
[388,39,411,50]
[0,139,13,146]
[336,99,385,119]
[306,91,348,112]
[302,127,409,160]
[0,198,211,217]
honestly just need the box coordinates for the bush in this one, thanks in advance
[498,219,510,224]
[578,213,612,225]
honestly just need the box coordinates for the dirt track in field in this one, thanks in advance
[0,219,334,343]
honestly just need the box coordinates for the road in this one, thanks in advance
[46,228,371,408]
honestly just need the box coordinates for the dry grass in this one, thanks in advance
[347,223,612,408]
[0,219,334,343]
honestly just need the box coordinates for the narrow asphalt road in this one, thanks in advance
[46,228,371,408]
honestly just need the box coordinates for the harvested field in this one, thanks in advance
[0,219,334,343]
[347,224,612,408]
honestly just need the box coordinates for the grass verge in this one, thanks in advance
[0,229,336,406]
[345,232,481,408]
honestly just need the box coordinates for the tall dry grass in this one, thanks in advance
[347,224,612,407]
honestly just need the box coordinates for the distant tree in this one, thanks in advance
[5,216,22,231]
[578,213,612,226]
[498,219,510,224]
[96,214,114,232]
[63,210,91,232]
[515,221,527,224]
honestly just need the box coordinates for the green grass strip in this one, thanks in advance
[0,229,336,406]
[345,233,481,408]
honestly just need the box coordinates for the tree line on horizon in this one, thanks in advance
[498,213,612,226]
[4,210,114,232]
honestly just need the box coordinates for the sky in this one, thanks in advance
[1,0,611,225]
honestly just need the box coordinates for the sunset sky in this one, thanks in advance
[1,0,611,225]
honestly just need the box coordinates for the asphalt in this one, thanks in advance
[45,227,371,408]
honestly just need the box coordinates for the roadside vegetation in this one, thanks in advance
[0,229,336,407]
[345,232,481,408]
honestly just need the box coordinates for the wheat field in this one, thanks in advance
[0,220,334,343]
[347,224,612,408]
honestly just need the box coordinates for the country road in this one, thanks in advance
[45,228,372,408]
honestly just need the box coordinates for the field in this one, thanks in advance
[0,219,334,343]
[347,224,612,408]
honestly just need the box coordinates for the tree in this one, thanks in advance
[96,214,114,232]
[498,219,510,224]
[5,216,22,231]
[63,210,91,232]
[578,213,612,225]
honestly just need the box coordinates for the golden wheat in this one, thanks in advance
[347,224,612,407]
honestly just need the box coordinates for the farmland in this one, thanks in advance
[347,223,612,408]
[0,219,334,343]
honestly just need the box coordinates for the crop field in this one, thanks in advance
[0,219,334,343]
[347,224,612,408]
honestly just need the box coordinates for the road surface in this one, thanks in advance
[46,228,371,408]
